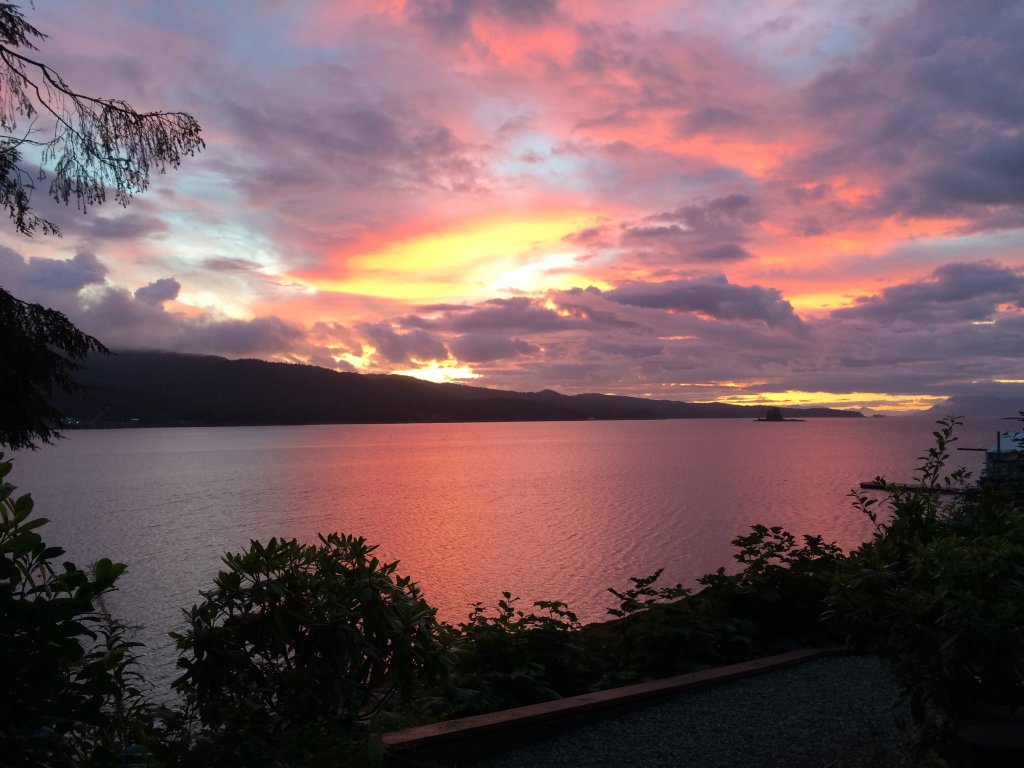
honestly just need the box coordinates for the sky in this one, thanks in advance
[1,0,1023,413]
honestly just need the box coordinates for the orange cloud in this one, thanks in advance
[576,111,806,179]
[738,215,971,312]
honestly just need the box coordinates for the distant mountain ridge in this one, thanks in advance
[928,394,1024,419]
[56,351,863,427]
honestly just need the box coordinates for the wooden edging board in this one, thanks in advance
[383,646,847,766]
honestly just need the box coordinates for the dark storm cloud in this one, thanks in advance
[448,334,538,363]
[869,314,1024,365]
[940,382,1024,417]
[650,194,760,236]
[177,316,305,355]
[445,297,579,334]
[406,0,559,42]
[356,322,448,363]
[398,314,440,330]
[921,135,1024,207]
[222,100,485,197]
[9,0,1021,411]
[586,339,663,358]
[0,248,110,309]
[0,248,306,357]
[306,352,357,372]
[309,321,363,355]
[75,286,170,333]
[767,311,1024,403]
[801,0,1024,227]
[833,262,1024,324]
[575,109,642,131]
[593,193,761,268]
[761,285,1024,400]
[526,361,607,384]
[0,246,20,272]
[412,302,478,314]
[549,296,641,329]
[486,0,559,26]
[615,194,760,265]
[563,225,607,244]
[606,275,805,330]
[201,257,264,272]
[134,277,181,306]
[764,362,988,398]
[70,284,305,357]
[672,107,746,136]
[79,213,169,240]
[622,225,686,240]
[400,295,638,344]
[17,251,108,294]
[691,243,752,262]
[324,108,470,171]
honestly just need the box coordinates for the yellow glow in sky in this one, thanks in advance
[311,212,601,303]
[664,380,765,389]
[337,350,373,369]
[490,250,612,294]
[706,390,947,412]
[393,363,481,384]
[786,291,858,313]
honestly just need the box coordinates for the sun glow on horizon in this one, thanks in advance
[664,380,765,389]
[702,390,947,412]
[786,292,857,313]
[338,350,373,369]
[304,211,604,304]
[392,362,481,384]
[4,1,1018,415]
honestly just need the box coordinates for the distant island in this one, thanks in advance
[56,351,863,428]
[755,406,804,422]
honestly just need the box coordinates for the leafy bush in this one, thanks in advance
[606,568,690,618]
[596,570,719,683]
[449,593,595,712]
[697,525,846,648]
[13,411,1021,767]
[588,530,845,688]
[0,457,143,766]
[828,416,1024,760]
[171,533,449,759]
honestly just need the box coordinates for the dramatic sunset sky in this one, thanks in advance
[2,0,1023,413]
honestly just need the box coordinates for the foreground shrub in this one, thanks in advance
[697,525,846,649]
[829,416,1024,761]
[0,457,144,766]
[448,594,595,713]
[589,529,846,687]
[597,570,726,683]
[171,533,449,760]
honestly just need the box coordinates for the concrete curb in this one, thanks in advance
[383,647,847,766]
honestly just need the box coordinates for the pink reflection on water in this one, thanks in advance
[10,416,998,689]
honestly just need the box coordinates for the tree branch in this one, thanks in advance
[0,3,204,234]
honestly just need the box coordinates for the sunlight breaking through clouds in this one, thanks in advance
[1,0,1023,413]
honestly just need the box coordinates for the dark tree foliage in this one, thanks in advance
[0,285,107,449]
[0,2,202,449]
[0,459,137,766]
[171,534,449,764]
[0,2,204,236]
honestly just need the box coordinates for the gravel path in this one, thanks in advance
[470,655,910,768]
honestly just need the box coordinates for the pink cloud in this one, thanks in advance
[1,0,1022,410]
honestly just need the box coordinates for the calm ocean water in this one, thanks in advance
[8,416,1005,689]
